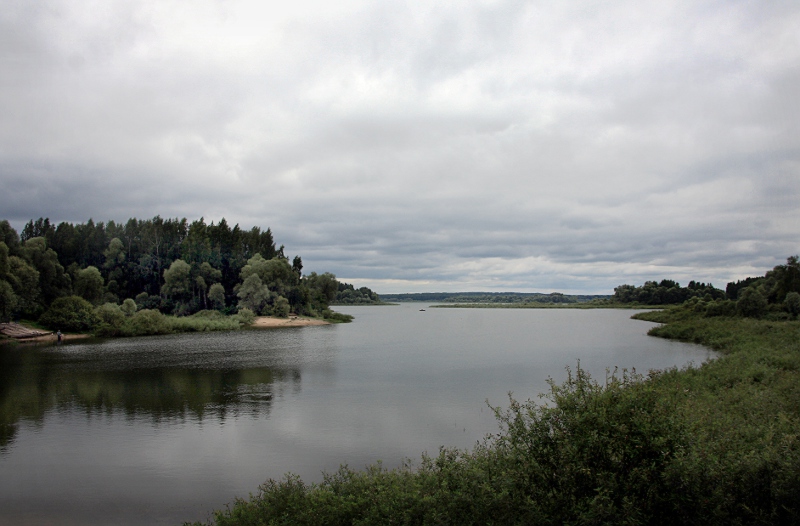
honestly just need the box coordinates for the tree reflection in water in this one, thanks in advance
[0,339,301,452]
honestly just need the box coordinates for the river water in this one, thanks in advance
[0,305,712,525]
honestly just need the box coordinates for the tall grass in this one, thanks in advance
[187,309,800,525]
[95,309,255,337]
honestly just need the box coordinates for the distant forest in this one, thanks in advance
[0,217,381,325]
[379,292,610,303]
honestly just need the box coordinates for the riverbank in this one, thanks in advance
[0,322,91,343]
[1,313,333,345]
[188,307,800,525]
[6,332,91,343]
[251,315,330,328]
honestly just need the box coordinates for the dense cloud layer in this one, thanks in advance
[1,0,798,293]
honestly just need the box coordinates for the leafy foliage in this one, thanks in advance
[74,266,104,305]
[726,256,800,319]
[1,217,357,328]
[333,282,383,304]
[613,279,724,305]
[39,296,98,332]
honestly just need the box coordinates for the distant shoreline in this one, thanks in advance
[429,303,662,309]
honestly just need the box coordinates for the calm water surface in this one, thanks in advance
[0,305,713,525]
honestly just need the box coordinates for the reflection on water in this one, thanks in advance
[1,330,335,452]
[0,307,713,525]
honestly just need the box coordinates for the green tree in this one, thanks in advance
[272,295,290,317]
[94,302,125,335]
[182,218,213,265]
[784,291,800,318]
[208,283,226,310]
[0,280,17,321]
[0,242,15,321]
[0,241,9,277]
[237,254,297,312]
[121,298,137,316]
[161,259,193,305]
[39,296,97,332]
[196,262,223,309]
[22,237,70,305]
[7,256,42,317]
[240,254,295,290]
[736,287,767,318]
[0,220,20,254]
[306,272,339,303]
[103,238,126,269]
[236,274,271,314]
[74,266,105,305]
[21,217,55,242]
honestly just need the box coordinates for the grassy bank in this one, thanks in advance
[20,295,353,340]
[187,309,800,525]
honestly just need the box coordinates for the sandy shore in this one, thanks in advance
[251,316,330,328]
[0,332,91,344]
[0,316,328,345]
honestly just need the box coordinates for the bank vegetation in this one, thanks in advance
[0,217,370,336]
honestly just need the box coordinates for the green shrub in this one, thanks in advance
[94,302,125,336]
[784,292,800,318]
[170,310,242,332]
[737,287,768,318]
[321,309,353,323]
[120,298,137,317]
[704,299,736,317]
[272,296,290,318]
[135,292,161,311]
[38,296,97,332]
[123,309,172,336]
[233,307,255,326]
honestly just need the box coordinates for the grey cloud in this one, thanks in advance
[1,0,798,294]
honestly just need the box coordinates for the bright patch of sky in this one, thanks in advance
[1,0,798,293]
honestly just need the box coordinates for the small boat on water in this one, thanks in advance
[419,309,425,311]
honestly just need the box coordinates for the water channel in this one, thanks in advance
[0,305,713,525]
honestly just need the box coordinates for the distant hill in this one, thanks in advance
[377,292,611,304]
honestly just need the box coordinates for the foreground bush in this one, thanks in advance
[187,312,800,526]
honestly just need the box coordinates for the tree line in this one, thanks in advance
[0,217,379,327]
[377,292,610,303]
[333,281,383,304]
[612,279,725,305]
[612,256,800,319]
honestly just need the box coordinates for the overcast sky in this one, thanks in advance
[1,0,798,294]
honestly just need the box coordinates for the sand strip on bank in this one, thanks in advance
[0,323,90,343]
[251,316,330,328]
